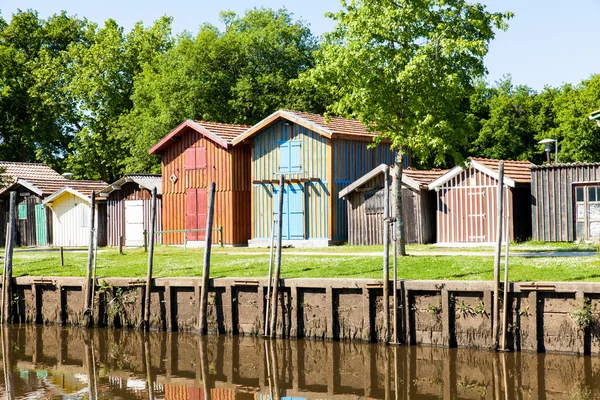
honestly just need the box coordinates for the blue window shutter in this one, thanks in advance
[290,141,302,172]
[280,142,290,173]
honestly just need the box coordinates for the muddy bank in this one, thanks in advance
[6,277,600,354]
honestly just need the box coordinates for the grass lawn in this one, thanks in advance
[9,245,600,282]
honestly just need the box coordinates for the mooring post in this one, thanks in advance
[264,219,276,336]
[199,182,216,335]
[493,162,505,350]
[383,166,390,344]
[2,192,16,324]
[501,213,511,351]
[119,235,124,254]
[84,191,96,327]
[144,187,158,331]
[269,174,285,338]
[60,246,64,266]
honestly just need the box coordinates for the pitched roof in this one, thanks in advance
[99,174,162,196]
[428,157,532,189]
[0,161,66,195]
[232,110,379,145]
[148,119,251,154]
[530,162,600,170]
[339,164,447,198]
[42,180,108,205]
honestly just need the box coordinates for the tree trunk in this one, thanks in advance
[394,151,407,256]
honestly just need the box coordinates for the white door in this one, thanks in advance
[125,200,144,247]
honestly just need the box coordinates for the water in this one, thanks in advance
[0,325,598,399]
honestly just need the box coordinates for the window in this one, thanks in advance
[18,203,27,220]
[184,147,207,170]
[279,140,301,173]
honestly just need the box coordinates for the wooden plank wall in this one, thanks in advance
[252,121,328,240]
[531,164,600,242]
[0,188,52,247]
[332,139,396,242]
[160,126,251,245]
[436,168,513,243]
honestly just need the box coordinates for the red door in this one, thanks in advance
[186,188,207,241]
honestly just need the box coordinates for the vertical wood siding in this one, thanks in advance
[160,126,251,245]
[0,188,53,247]
[531,164,600,242]
[50,193,101,247]
[332,139,395,241]
[435,168,520,243]
[252,121,328,240]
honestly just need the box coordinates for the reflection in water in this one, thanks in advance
[0,325,598,399]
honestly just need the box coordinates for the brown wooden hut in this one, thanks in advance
[98,175,162,247]
[428,157,532,244]
[339,164,445,245]
[148,119,252,245]
[530,162,600,242]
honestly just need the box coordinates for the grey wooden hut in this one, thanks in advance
[339,164,445,245]
[531,162,600,242]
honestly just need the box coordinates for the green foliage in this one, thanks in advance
[569,298,594,330]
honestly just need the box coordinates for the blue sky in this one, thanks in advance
[2,0,600,91]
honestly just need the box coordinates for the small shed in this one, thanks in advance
[339,165,445,245]
[0,162,67,247]
[428,157,532,244]
[149,119,252,246]
[99,174,163,247]
[530,162,600,242]
[42,181,108,247]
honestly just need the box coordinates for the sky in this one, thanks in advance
[2,0,600,91]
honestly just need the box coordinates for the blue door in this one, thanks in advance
[273,184,304,240]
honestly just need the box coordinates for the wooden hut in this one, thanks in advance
[98,174,162,247]
[232,110,397,246]
[148,119,251,246]
[530,162,600,242]
[42,181,108,247]
[339,165,445,245]
[0,161,68,247]
[428,157,532,244]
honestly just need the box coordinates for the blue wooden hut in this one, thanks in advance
[232,110,397,246]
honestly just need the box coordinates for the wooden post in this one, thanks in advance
[264,220,276,336]
[383,166,390,344]
[90,227,99,319]
[84,191,96,327]
[119,235,124,254]
[493,162,505,350]
[199,182,216,335]
[143,230,147,253]
[2,192,16,324]
[269,174,285,338]
[501,213,510,351]
[393,221,399,344]
[143,187,158,331]
[60,246,64,266]
[394,151,407,256]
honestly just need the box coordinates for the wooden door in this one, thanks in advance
[125,200,144,247]
[34,204,47,247]
[274,184,304,240]
[186,188,208,241]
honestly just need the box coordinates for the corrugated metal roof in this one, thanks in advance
[471,157,532,184]
[530,162,600,170]
[100,174,162,196]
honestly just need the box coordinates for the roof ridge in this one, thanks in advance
[471,156,532,164]
[194,120,252,128]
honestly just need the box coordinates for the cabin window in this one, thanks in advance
[279,140,302,173]
[18,203,27,220]
[575,185,600,239]
[184,147,207,170]
[364,189,385,214]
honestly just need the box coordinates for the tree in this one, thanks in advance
[119,8,320,173]
[301,0,512,255]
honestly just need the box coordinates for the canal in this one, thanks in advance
[0,325,597,399]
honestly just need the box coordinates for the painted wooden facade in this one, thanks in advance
[530,163,600,242]
[232,110,396,246]
[42,182,108,247]
[428,158,532,244]
[99,175,163,247]
[339,165,444,245]
[149,120,252,246]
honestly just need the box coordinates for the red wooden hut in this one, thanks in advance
[428,157,532,244]
[148,120,251,245]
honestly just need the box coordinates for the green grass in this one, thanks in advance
[9,245,600,282]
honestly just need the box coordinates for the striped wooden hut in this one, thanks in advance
[148,120,251,246]
[232,110,396,246]
[0,162,68,247]
[42,180,109,247]
[98,174,162,247]
[530,162,600,242]
[339,165,445,245]
[428,157,532,244]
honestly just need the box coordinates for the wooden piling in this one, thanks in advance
[493,162,505,350]
[269,174,285,338]
[2,192,16,324]
[84,191,96,327]
[264,220,276,336]
[383,166,390,344]
[143,187,158,331]
[199,182,216,335]
[501,214,511,351]
[119,235,124,255]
